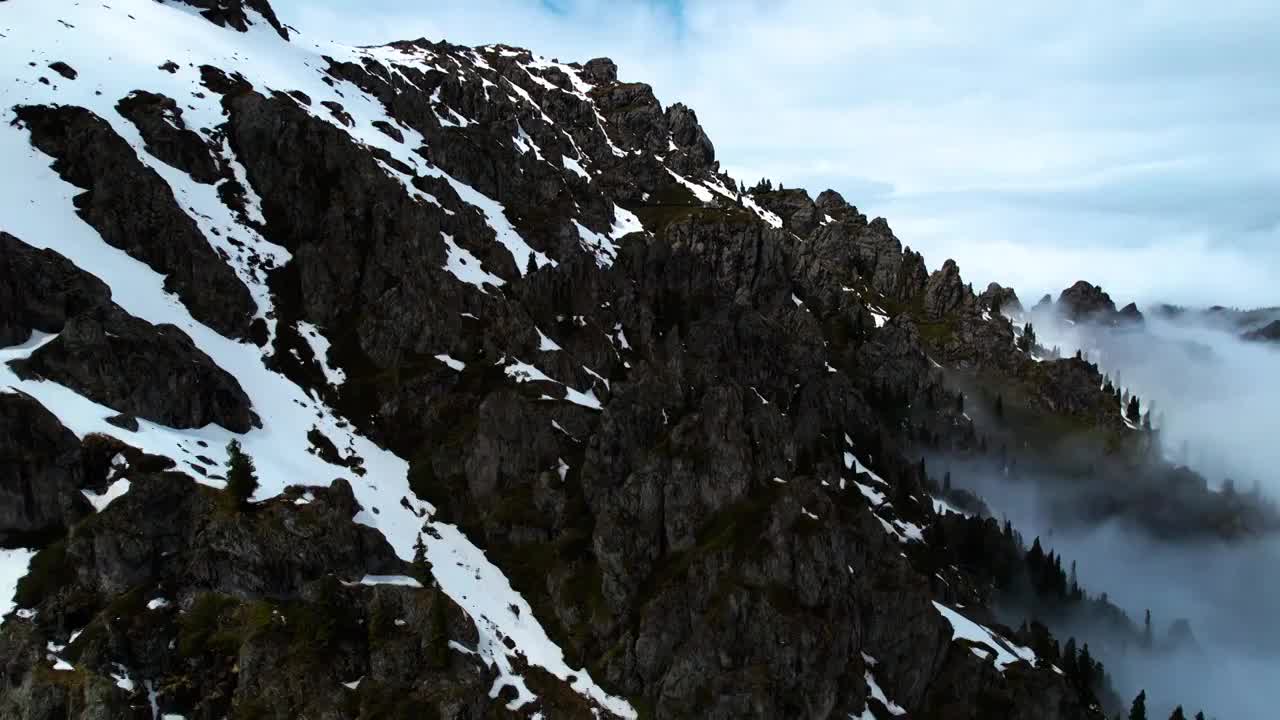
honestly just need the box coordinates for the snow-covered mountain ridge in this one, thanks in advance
[0,1,1251,718]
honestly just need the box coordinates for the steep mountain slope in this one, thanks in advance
[0,1,1240,718]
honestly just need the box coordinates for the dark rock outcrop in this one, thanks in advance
[0,6,1164,718]
[753,187,820,236]
[47,62,77,80]
[0,393,90,545]
[9,306,257,433]
[116,90,225,184]
[1,233,255,433]
[1243,319,1280,344]
[923,259,973,320]
[0,232,111,347]
[171,0,290,40]
[1057,281,1117,322]
[0,475,528,719]
[13,104,256,339]
[978,282,1023,316]
[1118,301,1145,325]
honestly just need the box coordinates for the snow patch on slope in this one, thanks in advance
[933,602,1037,672]
[0,548,36,619]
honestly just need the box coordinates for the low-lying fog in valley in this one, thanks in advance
[943,304,1279,719]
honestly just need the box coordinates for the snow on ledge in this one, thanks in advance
[354,575,424,588]
[83,478,131,512]
[932,602,1037,672]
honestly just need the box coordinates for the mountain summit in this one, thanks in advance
[0,1,1250,718]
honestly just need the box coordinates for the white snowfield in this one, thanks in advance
[932,602,1038,672]
[0,1,635,715]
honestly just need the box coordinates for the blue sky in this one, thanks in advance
[273,0,1280,308]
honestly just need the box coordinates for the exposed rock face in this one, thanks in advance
[1243,319,1280,343]
[0,475,518,720]
[0,232,111,347]
[1057,281,1117,322]
[580,57,618,85]
[0,234,256,433]
[924,259,973,320]
[664,102,716,175]
[1031,358,1114,421]
[814,188,861,222]
[754,187,820,235]
[13,104,256,339]
[0,392,90,544]
[856,316,935,400]
[171,0,290,39]
[978,282,1023,315]
[826,215,929,303]
[9,306,258,433]
[67,476,399,597]
[1056,282,1147,327]
[115,90,225,184]
[0,1,1164,718]
[1117,302,1145,325]
[935,314,1020,372]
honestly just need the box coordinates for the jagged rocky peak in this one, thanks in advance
[1057,281,1143,326]
[924,259,975,319]
[753,185,821,234]
[978,282,1023,316]
[815,188,851,216]
[1118,301,1145,323]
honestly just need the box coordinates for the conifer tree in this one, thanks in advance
[525,252,537,276]
[412,531,434,585]
[225,439,258,509]
[1194,712,1205,720]
[943,471,952,493]
[1129,690,1148,720]
[1127,396,1141,423]
[1169,706,1186,720]
[1062,637,1078,679]
[1077,643,1095,687]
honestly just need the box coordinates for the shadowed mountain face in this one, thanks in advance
[0,1,1264,719]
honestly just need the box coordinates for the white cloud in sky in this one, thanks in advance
[273,0,1280,308]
